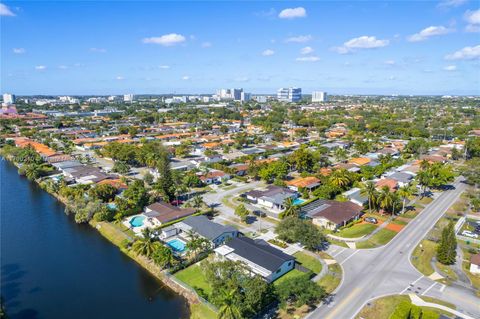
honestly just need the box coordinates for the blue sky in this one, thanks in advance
[1,1,479,95]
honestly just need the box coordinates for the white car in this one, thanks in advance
[461,230,479,239]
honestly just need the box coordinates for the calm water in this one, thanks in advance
[0,159,189,319]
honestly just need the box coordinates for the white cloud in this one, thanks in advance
[201,41,212,48]
[407,26,453,42]
[262,49,275,56]
[278,7,306,19]
[115,76,125,80]
[158,65,170,69]
[58,65,68,69]
[300,46,314,55]
[234,76,250,82]
[285,35,312,43]
[334,36,389,54]
[90,47,107,53]
[13,48,25,54]
[35,65,47,70]
[0,3,15,16]
[384,60,396,65]
[438,0,468,8]
[464,9,480,32]
[443,65,457,71]
[296,56,320,62]
[142,33,186,46]
[182,75,190,80]
[445,45,480,60]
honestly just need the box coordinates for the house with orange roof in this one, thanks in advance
[376,178,398,192]
[97,179,128,190]
[349,157,371,166]
[286,176,321,192]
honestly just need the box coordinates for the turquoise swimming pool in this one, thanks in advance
[293,198,305,205]
[167,239,187,253]
[129,216,145,227]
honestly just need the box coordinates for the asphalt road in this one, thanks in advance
[308,178,480,319]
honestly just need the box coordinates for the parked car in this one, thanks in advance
[461,230,479,239]
[474,226,480,234]
[253,210,266,218]
[364,217,378,224]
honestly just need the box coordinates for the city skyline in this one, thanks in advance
[1,1,480,95]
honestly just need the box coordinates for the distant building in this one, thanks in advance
[232,88,243,101]
[254,95,267,103]
[59,96,80,104]
[108,95,121,102]
[312,91,327,102]
[240,91,251,102]
[277,87,301,102]
[2,93,15,105]
[123,94,135,102]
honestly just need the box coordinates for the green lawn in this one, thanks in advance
[274,269,307,287]
[174,264,213,296]
[293,251,323,274]
[336,223,377,238]
[190,303,217,319]
[418,197,434,205]
[317,263,342,293]
[411,239,436,276]
[356,229,397,249]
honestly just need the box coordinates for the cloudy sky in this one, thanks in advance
[1,1,479,95]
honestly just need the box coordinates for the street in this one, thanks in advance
[308,178,480,319]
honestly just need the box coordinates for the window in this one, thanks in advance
[276,268,281,274]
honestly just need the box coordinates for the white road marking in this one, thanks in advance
[412,275,424,285]
[422,282,437,296]
[399,275,424,294]
[333,248,346,258]
[440,284,446,292]
[340,250,359,265]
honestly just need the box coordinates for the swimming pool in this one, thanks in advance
[167,239,187,253]
[129,216,145,227]
[292,198,305,205]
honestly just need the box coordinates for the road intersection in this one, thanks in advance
[308,178,480,319]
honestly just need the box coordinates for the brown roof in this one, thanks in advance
[376,179,398,192]
[471,254,480,266]
[307,200,363,225]
[286,176,320,188]
[146,201,196,224]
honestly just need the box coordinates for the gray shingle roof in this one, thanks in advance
[182,216,236,240]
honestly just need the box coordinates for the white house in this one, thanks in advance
[470,254,480,274]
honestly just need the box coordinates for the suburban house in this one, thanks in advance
[301,199,364,230]
[244,185,298,214]
[177,215,238,246]
[376,178,398,192]
[386,171,414,187]
[63,165,111,184]
[229,163,249,176]
[199,170,231,184]
[342,188,368,206]
[214,236,296,282]
[286,176,321,192]
[470,254,480,274]
[144,201,196,225]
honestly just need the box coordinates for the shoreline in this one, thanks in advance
[2,156,203,318]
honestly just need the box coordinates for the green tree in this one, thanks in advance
[132,228,161,258]
[276,217,326,251]
[275,274,326,309]
[88,183,117,202]
[234,204,249,223]
[217,289,243,319]
[397,184,416,214]
[329,169,351,189]
[360,181,378,213]
[154,145,175,201]
[437,222,457,265]
[152,245,176,269]
[281,197,299,219]
[112,161,130,174]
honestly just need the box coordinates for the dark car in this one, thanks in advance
[364,217,378,224]
[253,210,267,217]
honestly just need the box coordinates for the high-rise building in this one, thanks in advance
[312,91,328,102]
[2,93,16,105]
[232,88,243,101]
[240,92,251,102]
[277,87,301,102]
[123,94,135,102]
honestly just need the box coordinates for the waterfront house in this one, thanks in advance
[145,201,196,225]
[301,199,363,230]
[214,236,295,282]
[177,215,238,246]
[64,165,111,184]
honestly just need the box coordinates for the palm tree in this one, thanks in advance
[329,169,351,189]
[377,186,399,216]
[282,197,299,218]
[132,228,161,258]
[360,181,377,213]
[334,148,347,162]
[152,245,176,269]
[217,289,242,319]
[397,184,416,214]
[192,195,204,210]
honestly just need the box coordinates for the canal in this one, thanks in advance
[0,159,189,319]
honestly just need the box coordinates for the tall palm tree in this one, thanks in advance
[360,181,377,213]
[397,184,416,214]
[192,195,204,210]
[132,228,161,258]
[282,197,299,218]
[377,186,399,216]
[329,169,351,189]
[153,245,176,269]
[217,289,242,319]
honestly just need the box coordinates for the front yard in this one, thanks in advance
[293,251,323,274]
[356,228,398,249]
[335,223,377,238]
